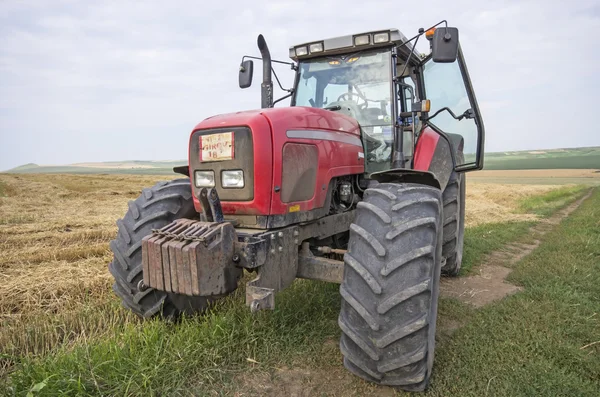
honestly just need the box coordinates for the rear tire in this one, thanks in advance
[338,182,443,391]
[108,178,214,319]
[441,171,465,276]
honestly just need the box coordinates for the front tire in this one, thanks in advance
[108,178,214,319]
[338,182,443,391]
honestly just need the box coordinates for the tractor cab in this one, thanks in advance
[240,25,484,176]
[289,27,484,174]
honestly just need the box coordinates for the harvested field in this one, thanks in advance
[465,183,558,225]
[0,174,564,326]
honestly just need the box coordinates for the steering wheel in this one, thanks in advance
[337,92,368,109]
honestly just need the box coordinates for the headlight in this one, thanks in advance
[221,170,244,188]
[354,34,370,46]
[373,32,390,43]
[195,170,215,187]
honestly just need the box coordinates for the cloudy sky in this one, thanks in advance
[1,0,599,170]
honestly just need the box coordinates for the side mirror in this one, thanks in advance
[431,27,459,63]
[239,60,254,89]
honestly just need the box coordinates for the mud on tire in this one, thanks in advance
[441,171,465,276]
[108,178,213,319]
[338,182,443,391]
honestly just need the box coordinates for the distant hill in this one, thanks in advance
[4,147,599,174]
[4,160,185,175]
[8,163,41,171]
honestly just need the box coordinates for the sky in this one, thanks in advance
[1,0,599,171]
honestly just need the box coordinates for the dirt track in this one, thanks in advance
[440,188,594,307]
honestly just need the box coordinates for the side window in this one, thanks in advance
[295,75,317,107]
[423,58,479,167]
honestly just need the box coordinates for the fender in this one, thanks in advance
[370,168,440,189]
[173,165,190,176]
[413,127,464,191]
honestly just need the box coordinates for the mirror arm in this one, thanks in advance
[242,55,296,67]
[241,55,295,93]
[272,68,293,93]
[273,91,294,106]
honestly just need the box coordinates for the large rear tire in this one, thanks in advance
[441,171,465,276]
[338,182,443,391]
[108,178,215,319]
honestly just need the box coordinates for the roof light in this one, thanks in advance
[425,28,436,40]
[309,42,323,53]
[373,32,390,43]
[354,34,370,46]
[295,46,308,57]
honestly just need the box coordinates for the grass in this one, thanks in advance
[460,221,534,274]
[426,188,600,396]
[518,185,588,217]
[0,174,595,396]
[482,146,600,170]
[484,153,600,169]
[4,281,343,396]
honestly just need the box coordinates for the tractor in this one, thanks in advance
[109,22,484,391]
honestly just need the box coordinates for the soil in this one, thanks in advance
[440,189,593,307]
[232,338,397,397]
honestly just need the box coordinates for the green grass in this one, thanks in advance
[482,146,600,170]
[3,280,343,396]
[484,153,600,170]
[519,185,588,217]
[460,221,535,274]
[460,185,589,275]
[426,188,600,396]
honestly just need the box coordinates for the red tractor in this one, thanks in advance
[109,23,484,391]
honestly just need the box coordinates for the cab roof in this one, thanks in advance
[289,28,420,63]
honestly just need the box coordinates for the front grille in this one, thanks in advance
[189,126,254,201]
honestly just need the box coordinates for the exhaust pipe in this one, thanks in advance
[257,34,273,108]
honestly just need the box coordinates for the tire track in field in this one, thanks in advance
[440,188,594,307]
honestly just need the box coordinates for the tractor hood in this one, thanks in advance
[188,106,364,227]
[194,106,361,134]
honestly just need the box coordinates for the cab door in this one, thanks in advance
[421,47,485,171]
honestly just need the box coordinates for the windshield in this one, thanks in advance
[294,49,394,170]
[295,50,393,127]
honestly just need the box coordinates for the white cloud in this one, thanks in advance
[0,0,599,169]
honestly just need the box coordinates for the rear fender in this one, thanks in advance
[413,127,464,191]
[370,169,440,189]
